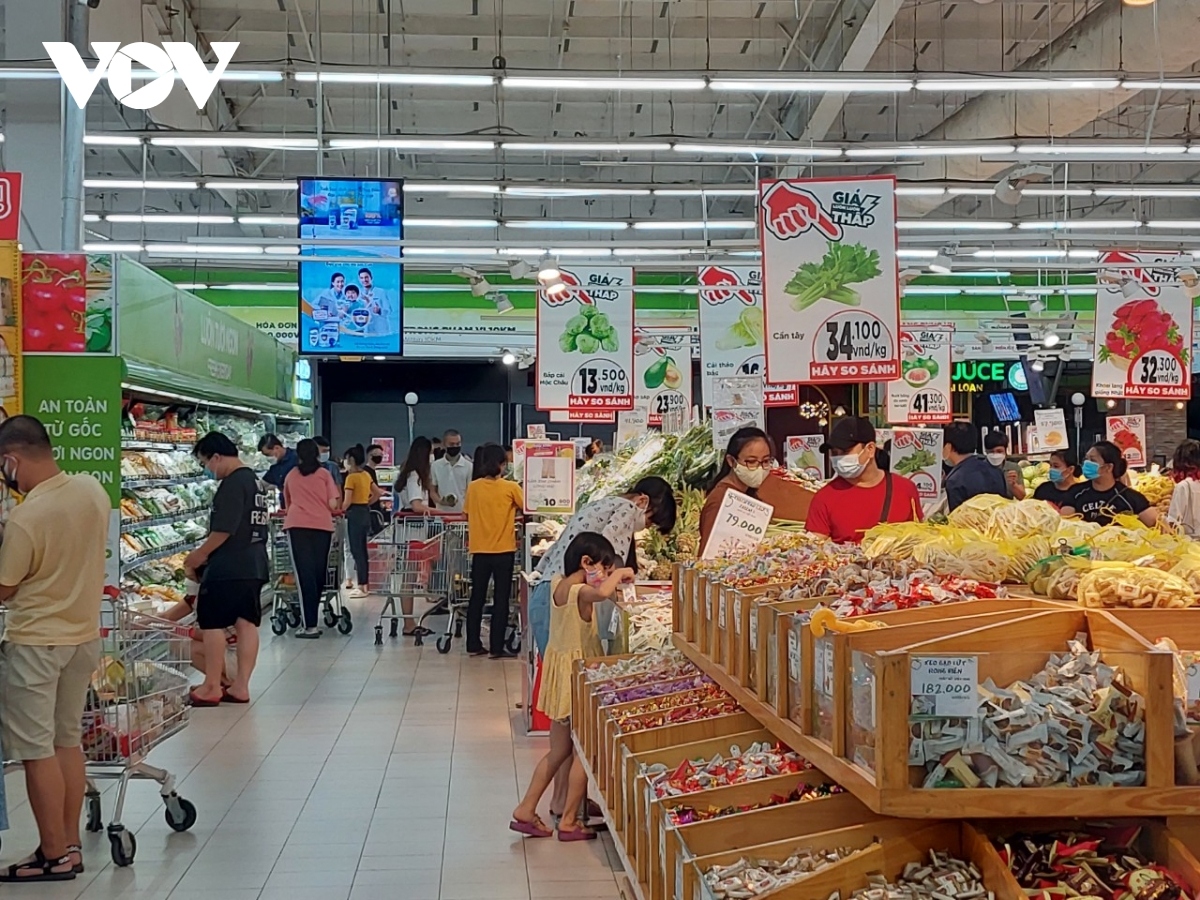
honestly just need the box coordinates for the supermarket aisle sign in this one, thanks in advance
[886,327,952,424]
[633,332,692,427]
[696,265,798,407]
[521,441,576,516]
[1093,250,1196,399]
[1107,414,1147,468]
[536,266,634,413]
[759,176,899,384]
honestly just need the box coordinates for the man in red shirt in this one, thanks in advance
[806,417,923,543]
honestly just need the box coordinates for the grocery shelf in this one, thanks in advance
[122,475,206,489]
[121,440,195,452]
[120,510,207,533]
[122,538,202,571]
[571,733,647,900]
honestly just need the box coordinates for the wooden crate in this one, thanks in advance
[573,653,638,772]
[623,729,774,884]
[677,563,697,644]
[661,786,879,900]
[726,584,788,689]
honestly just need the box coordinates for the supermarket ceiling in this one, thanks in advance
[33,0,1200,266]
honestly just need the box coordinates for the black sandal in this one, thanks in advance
[67,845,84,874]
[0,847,77,882]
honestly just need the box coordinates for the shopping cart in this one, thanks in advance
[429,519,523,656]
[268,515,353,636]
[372,514,456,646]
[82,589,196,866]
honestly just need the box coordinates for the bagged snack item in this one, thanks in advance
[947,494,1011,533]
[986,499,1064,541]
[1077,563,1195,609]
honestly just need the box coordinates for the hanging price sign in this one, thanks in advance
[521,441,577,516]
[633,332,692,427]
[1106,414,1147,468]
[910,656,978,719]
[887,327,952,424]
[701,489,774,560]
[536,266,634,412]
[785,435,825,479]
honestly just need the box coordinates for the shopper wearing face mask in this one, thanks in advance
[1032,449,1080,507]
[431,429,472,513]
[983,432,1026,500]
[943,421,1009,512]
[1059,440,1157,527]
[805,417,923,544]
[314,435,342,488]
[364,443,389,533]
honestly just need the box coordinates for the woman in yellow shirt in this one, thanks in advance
[463,444,524,658]
[342,445,382,598]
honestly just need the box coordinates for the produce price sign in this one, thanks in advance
[910,655,978,719]
[712,408,764,452]
[370,437,394,466]
[1093,250,1195,399]
[785,435,825,479]
[759,176,900,384]
[615,406,648,449]
[633,332,692,427]
[536,266,634,412]
[1032,409,1069,452]
[696,265,798,407]
[526,424,546,439]
[521,441,576,516]
[701,489,774,560]
[1107,414,1147,468]
[886,327,952,424]
[890,428,943,510]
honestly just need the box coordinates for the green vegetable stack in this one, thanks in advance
[784,241,881,311]
[560,304,620,355]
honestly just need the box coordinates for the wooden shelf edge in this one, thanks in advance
[572,733,650,900]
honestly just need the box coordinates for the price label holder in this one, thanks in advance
[787,629,800,682]
[700,490,774,560]
[1188,663,1200,707]
[910,655,978,719]
[749,606,758,651]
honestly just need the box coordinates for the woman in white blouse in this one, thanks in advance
[1168,440,1200,537]
[395,436,447,514]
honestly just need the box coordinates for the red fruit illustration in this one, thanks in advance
[1098,298,1188,370]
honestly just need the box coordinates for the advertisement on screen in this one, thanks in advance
[297,178,403,258]
[298,261,403,355]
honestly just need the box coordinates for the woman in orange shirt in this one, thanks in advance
[463,444,524,658]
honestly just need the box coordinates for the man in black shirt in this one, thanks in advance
[942,421,1008,511]
[365,443,389,533]
[186,432,270,706]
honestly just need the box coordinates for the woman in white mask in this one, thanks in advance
[699,427,776,549]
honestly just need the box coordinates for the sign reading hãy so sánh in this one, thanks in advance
[759,176,899,384]
[536,266,634,413]
[887,327,952,424]
[696,265,798,407]
[1093,250,1197,400]
[633,331,692,427]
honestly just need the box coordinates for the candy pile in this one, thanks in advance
[995,826,1194,900]
[610,685,733,731]
[696,538,863,591]
[791,572,1005,619]
[583,651,689,683]
[616,698,742,734]
[914,636,1146,788]
[667,781,844,825]
[644,742,809,798]
[620,591,674,652]
[843,851,987,900]
[597,673,713,707]
[703,844,869,899]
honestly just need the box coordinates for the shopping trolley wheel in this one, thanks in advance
[86,793,103,833]
[337,612,353,635]
[323,609,338,628]
[164,795,197,832]
[287,609,302,629]
[389,619,399,639]
[436,634,452,654]
[108,826,136,867]
[505,627,522,654]
[270,614,288,636]
[374,625,383,646]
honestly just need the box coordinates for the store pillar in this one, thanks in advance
[1126,399,1187,464]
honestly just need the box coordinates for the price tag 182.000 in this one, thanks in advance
[910,655,979,718]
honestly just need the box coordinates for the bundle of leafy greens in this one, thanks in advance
[784,241,881,311]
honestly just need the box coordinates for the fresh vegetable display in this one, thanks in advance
[1099,299,1189,369]
[559,303,619,355]
[783,241,881,311]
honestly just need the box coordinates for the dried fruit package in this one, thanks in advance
[1077,563,1195,609]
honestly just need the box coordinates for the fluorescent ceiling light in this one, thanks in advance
[903,286,962,295]
[144,243,264,255]
[404,218,498,228]
[83,214,101,223]
[105,213,236,224]
[405,183,501,194]
[403,247,500,256]
[972,249,1067,259]
[1018,220,1142,230]
[505,220,629,230]
[1127,80,1200,91]
[265,246,301,255]
[505,187,651,197]
[502,141,671,152]
[82,242,143,252]
[610,248,698,257]
[709,77,911,92]
[502,76,706,91]
[896,220,1013,230]
[895,187,947,196]
[206,179,296,191]
[329,138,495,150]
[1017,143,1188,155]
[946,188,997,196]
[1068,249,1102,258]
[84,178,200,190]
[84,135,142,146]
[673,143,843,157]
[1022,188,1095,197]
[239,215,300,226]
[0,69,59,80]
[215,71,284,83]
[916,78,1120,91]
[847,144,1014,158]
[1094,187,1200,197]
[149,136,318,150]
[896,249,938,259]
[550,248,614,257]
[296,71,493,86]
[1146,220,1200,228]
[631,220,755,230]
[174,283,208,290]
[653,188,758,197]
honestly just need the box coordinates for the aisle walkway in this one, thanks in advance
[0,599,625,900]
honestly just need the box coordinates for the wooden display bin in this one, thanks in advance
[609,582,673,655]
[624,729,774,883]
[660,782,879,900]
[727,584,788,688]
[573,653,639,772]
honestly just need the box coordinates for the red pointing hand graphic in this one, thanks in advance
[761,181,843,241]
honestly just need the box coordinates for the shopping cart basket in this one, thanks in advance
[429,519,523,656]
[373,514,454,645]
[268,515,353,636]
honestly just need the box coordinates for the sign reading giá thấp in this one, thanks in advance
[887,327,952,424]
[536,266,634,414]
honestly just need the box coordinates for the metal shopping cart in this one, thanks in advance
[428,519,524,656]
[371,514,455,645]
[268,515,353,636]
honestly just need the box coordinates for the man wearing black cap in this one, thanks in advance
[806,416,922,543]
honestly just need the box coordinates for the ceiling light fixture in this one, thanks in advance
[672,143,843,157]
[296,71,494,86]
[916,78,1120,91]
[504,186,651,197]
[502,76,707,91]
[928,249,954,274]
[505,220,629,230]
[543,277,569,298]
[1042,332,1061,347]
[710,77,911,92]
[501,350,517,365]
[404,182,501,194]
[206,179,297,191]
[328,138,496,150]
[508,260,531,280]
[148,136,318,150]
[1018,220,1142,230]
[536,257,561,284]
[897,220,1013,231]
[631,220,755,230]
[144,243,264,255]
[502,141,671,152]
[238,215,300,226]
[492,293,515,314]
[84,178,200,190]
[83,135,142,146]
[1030,358,1046,372]
[105,213,235,224]
[846,144,1014,158]
[404,218,499,228]
[1028,297,1047,313]
[82,242,144,253]
[1017,143,1187,156]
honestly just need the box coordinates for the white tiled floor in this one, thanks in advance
[0,598,627,900]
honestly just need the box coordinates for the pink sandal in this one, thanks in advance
[556,824,597,842]
[509,815,553,838]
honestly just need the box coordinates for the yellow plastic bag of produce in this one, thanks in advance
[947,494,1011,533]
[985,499,1063,541]
[911,529,1008,583]
[861,521,933,560]
[1077,562,1196,609]
[998,534,1052,584]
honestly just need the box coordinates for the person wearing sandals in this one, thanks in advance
[510,533,634,842]
[342,445,382,599]
[185,432,270,708]
[0,416,110,882]
[284,439,343,638]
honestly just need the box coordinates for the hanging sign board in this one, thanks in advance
[536,265,634,413]
[521,441,576,515]
[713,408,764,452]
[615,406,648,450]
[1107,414,1147,468]
[633,332,692,427]
[1093,250,1195,400]
[697,265,798,408]
[549,410,616,423]
[0,173,22,241]
[760,176,900,385]
[526,424,547,439]
[890,428,943,512]
[701,489,774,560]
[887,327,952,424]
[785,435,825,479]
[1032,409,1069,452]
